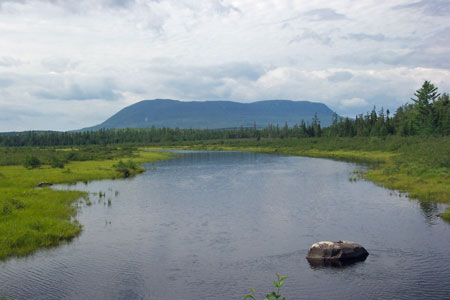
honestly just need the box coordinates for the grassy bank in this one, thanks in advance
[0,148,173,260]
[158,136,450,221]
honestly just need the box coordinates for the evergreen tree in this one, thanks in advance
[411,80,440,134]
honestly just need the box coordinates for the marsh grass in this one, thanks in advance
[0,149,173,260]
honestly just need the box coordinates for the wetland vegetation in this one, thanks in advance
[0,146,173,260]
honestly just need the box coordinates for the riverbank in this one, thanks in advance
[0,149,173,260]
[154,136,450,221]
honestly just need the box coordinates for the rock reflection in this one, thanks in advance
[307,256,368,269]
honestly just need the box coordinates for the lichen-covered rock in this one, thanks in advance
[306,240,369,261]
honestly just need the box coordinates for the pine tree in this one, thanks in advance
[411,81,440,133]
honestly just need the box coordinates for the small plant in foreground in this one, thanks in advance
[1,293,15,300]
[244,273,288,300]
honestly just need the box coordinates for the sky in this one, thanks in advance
[0,0,449,131]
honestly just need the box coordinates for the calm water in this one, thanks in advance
[1,151,450,299]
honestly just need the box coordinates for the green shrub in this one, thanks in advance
[23,155,41,169]
[113,160,138,177]
[50,156,65,168]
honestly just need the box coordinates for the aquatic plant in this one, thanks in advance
[1,293,15,300]
[244,273,288,300]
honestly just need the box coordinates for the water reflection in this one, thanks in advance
[419,201,440,218]
[307,256,368,269]
[1,151,450,300]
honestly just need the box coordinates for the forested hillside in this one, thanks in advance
[81,99,334,130]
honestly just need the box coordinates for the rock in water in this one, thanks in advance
[306,240,369,261]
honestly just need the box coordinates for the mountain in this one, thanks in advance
[81,99,335,131]
[0,130,61,135]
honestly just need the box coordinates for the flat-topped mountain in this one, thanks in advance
[81,99,335,130]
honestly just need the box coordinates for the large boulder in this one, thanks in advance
[306,240,369,262]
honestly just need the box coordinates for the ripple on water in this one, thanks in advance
[1,152,450,300]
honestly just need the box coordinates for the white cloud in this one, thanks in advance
[0,0,449,131]
[0,56,23,67]
[303,8,347,21]
[41,57,79,73]
[340,98,368,107]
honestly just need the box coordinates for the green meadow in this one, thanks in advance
[0,147,173,260]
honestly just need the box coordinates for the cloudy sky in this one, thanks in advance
[0,0,449,131]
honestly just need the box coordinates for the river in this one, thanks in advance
[1,151,449,299]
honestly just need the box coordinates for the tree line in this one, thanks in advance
[0,81,448,147]
[327,81,449,137]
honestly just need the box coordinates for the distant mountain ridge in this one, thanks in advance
[0,130,60,135]
[81,99,335,131]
